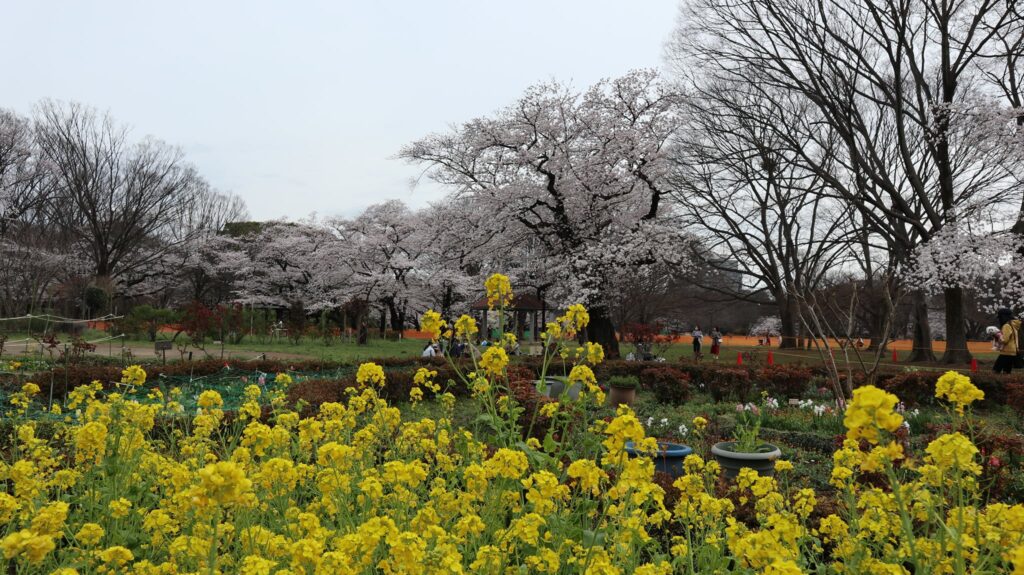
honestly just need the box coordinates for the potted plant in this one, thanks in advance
[711,402,782,477]
[537,376,581,400]
[607,375,639,407]
[624,440,694,477]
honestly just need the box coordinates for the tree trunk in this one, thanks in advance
[940,286,972,364]
[586,306,620,358]
[779,295,799,348]
[907,290,936,362]
[388,299,404,332]
[441,285,454,319]
[865,285,891,352]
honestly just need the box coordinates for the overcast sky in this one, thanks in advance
[6,1,679,220]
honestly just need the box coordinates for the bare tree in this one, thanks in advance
[671,80,853,348]
[34,101,200,294]
[0,109,48,238]
[670,0,1024,363]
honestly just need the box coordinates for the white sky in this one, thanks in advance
[5,1,679,220]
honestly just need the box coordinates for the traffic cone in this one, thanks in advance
[892,349,898,362]
[737,352,743,366]
[971,358,978,373]
[767,351,774,366]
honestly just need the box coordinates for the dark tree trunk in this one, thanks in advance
[865,284,891,352]
[907,290,937,362]
[388,299,404,332]
[779,294,799,349]
[441,285,454,319]
[940,286,972,364]
[586,306,620,358]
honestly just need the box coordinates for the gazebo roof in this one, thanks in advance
[469,292,549,311]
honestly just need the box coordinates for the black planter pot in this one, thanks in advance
[711,441,782,478]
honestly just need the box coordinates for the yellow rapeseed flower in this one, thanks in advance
[453,314,479,341]
[935,371,984,414]
[484,273,513,308]
[197,460,253,507]
[420,309,445,340]
[843,385,903,445]
[1010,545,1024,575]
[120,364,147,387]
[924,432,982,476]
[0,530,55,564]
[559,304,590,334]
[480,346,509,376]
[356,362,386,388]
[197,390,224,410]
[75,523,104,547]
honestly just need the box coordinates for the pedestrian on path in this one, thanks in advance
[692,325,704,358]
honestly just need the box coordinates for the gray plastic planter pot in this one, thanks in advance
[535,378,581,400]
[624,441,694,478]
[711,441,782,478]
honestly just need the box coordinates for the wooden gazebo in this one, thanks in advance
[469,292,550,341]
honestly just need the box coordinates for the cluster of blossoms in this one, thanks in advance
[795,399,834,417]
[934,370,985,414]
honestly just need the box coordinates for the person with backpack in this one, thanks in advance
[994,308,1020,374]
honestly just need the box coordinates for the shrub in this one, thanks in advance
[285,378,350,416]
[1006,383,1024,419]
[507,379,556,440]
[704,367,755,402]
[877,371,936,406]
[639,367,691,405]
[607,375,639,389]
[757,365,814,398]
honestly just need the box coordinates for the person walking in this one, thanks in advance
[710,327,723,360]
[691,325,704,358]
[994,308,1020,374]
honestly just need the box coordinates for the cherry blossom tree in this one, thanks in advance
[231,220,341,313]
[402,70,689,356]
[331,201,427,334]
[907,224,1024,316]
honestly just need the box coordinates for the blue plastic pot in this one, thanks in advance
[624,441,694,477]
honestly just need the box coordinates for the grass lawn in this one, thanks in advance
[0,329,425,364]
[1,326,998,373]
